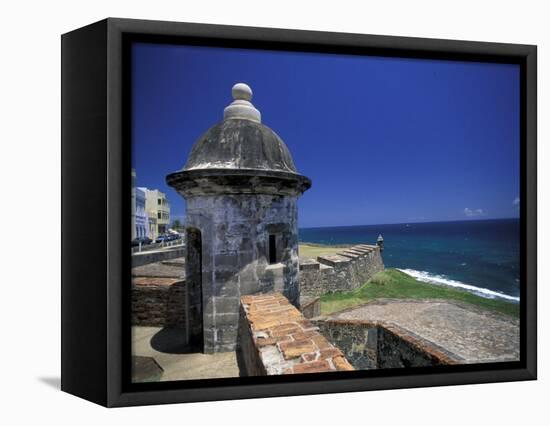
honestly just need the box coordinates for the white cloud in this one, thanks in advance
[464,207,486,217]
[513,197,520,206]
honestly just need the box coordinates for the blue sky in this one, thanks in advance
[132,43,520,228]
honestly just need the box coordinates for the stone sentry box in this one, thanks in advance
[167,83,311,353]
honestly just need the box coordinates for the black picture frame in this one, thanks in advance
[61,17,537,407]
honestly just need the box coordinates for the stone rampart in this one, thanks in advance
[238,293,354,376]
[313,318,460,369]
[131,258,189,345]
[131,277,187,328]
[300,244,384,297]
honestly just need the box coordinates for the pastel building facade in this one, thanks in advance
[141,188,171,238]
[131,169,137,240]
[134,187,149,238]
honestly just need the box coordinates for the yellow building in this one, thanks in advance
[141,188,170,238]
[146,216,158,240]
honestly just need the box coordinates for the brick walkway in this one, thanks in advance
[241,293,354,374]
[331,299,520,363]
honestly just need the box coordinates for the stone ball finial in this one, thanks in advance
[224,82,261,123]
[232,83,253,101]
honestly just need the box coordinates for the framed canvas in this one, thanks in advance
[61,18,537,407]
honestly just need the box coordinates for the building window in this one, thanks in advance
[158,199,161,205]
[269,234,277,264]
[157,212,161,219]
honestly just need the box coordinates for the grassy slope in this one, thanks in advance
[320,268,519,318]
[298,243,351,259]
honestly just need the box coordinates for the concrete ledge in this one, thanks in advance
[338,251,361,259]
[238,293,354,375]
[356,244,378,251]
[317,254,351,267]
[133,277,181,286]
[132,246,186,267]
[299,258,321,271]
[345,248,369,256]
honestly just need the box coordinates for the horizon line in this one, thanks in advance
[299,216,520,230]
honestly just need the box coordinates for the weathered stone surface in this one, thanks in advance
[317,254,351,268]
[181,192,304,353]
[290,330,318,341]
[300,296,321,319]
[356,244,378,250]
[292,360,332,374]
[180,119,299,174]
[316,347,344,360]
[311,334,333,350]
[314,319,380,369]
[338,251,361,259]
[165,85,311,354]
[132,258,185,278]
[300,244,384,297]
[332,356,355,371]
[270,323,301,337]
[279,339,317,359]
[299,258,321,271]
[132,246,186,268]
[237,292,354,376]
[131,270,187,333]
[317,299,520,367]
[347,248,371,255]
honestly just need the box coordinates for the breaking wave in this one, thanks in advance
[397,268,520,302]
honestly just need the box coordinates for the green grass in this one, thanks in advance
[298,243,351,259]
[320,268,519,318]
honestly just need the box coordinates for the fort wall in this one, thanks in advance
[314,318,460,369]
[131,277,187,329]
[131,259,189,345]
[237,293,354,376]
[299,244,384,297]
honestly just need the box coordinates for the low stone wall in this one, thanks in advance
[300,244,384,297]
[314,318,459,369]
[131,246,186,268]
[238,293,354,376]
[300,296,321,319]
[376,323,460,368]
[131,277,187,329]
[314,320,379,370]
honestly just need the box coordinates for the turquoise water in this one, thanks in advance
[299,219,520,301]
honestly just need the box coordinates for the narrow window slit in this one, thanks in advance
[269,234,277,264]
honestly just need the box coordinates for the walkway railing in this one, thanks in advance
[131,238,184,254]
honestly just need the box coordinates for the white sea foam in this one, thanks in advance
[397,268,520,302]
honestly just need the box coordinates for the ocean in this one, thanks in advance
[299,219,520,302]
